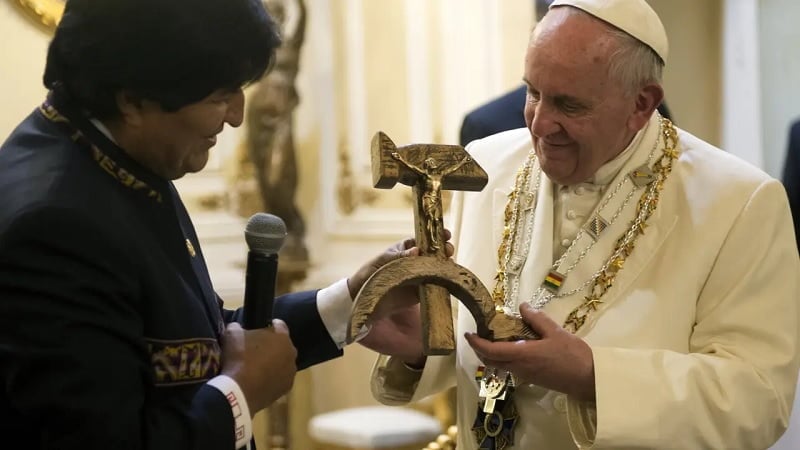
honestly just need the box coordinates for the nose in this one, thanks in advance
[225,88,245,127]
[529,101,561,139]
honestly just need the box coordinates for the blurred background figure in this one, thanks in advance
[781,119,800,253]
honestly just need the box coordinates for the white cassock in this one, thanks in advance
[371,113,800,449]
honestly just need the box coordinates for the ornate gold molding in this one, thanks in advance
[13,0,64,30]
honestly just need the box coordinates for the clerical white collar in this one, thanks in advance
[574,113,658,187]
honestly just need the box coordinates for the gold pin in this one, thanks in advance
[185,239,196,258]
[628,164,656,187]
[584,296,604,311]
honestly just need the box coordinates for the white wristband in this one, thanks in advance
[207,374,253,448]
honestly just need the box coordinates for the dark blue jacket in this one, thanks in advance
[0,92,341,450]
[459,85,527,147]
[782,120,800,253]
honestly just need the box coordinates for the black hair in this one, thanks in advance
[44,0,282,118]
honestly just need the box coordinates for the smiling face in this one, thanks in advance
[111,88,245,180]
[523,8,649,185]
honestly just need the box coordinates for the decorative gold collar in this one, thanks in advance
[492,117,680,333]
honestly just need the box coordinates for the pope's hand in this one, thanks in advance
[465,303,596,401]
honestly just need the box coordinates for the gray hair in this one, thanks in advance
[605,26,664,93]
[539,6,664,93]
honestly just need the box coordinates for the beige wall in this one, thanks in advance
[760,0,800,177]
[650,0,722,147]
[0,2,50,140]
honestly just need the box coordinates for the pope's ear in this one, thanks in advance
[629,83,664,131]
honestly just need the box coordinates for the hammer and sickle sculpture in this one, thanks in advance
[346,132,536,355]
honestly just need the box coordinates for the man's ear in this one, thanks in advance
[628,83,665,131]
[115,91,145,127]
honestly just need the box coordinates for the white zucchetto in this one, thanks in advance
[549,0,669,63]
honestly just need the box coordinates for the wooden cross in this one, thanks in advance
[347,132,537,354]
[371,132,486,256]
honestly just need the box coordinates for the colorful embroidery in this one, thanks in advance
[147,338,221,386]
[91,147,163,202]
[39,100,163,203]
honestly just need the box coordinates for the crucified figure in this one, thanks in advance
[390,152,472,251]
[352,132,531,356]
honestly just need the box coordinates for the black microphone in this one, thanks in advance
[242,213,287,329]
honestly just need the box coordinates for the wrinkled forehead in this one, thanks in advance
[524,11,622,98]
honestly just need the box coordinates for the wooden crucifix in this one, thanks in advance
[346,132,536,355]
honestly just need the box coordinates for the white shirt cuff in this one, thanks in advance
[317,278,354,349]
[207,374,252,449]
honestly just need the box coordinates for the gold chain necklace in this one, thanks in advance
[491,117,680,333]
[491,146,540,307]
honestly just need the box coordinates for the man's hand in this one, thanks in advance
[465,303,596,401]
[349,232,454,368]
[346,231,454,298]
[220,321,297,415]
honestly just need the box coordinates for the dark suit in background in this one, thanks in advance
[782,120,800,252]
[459,84,673,147]
[459,85,529,147]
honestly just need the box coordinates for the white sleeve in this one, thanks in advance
[316,278,354,349]
[207,374,252,449]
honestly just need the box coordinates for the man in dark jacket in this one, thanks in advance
[0,1,423,448]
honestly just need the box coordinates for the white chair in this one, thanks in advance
[308,405,442,450]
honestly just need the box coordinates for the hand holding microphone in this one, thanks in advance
[221,213,297,415]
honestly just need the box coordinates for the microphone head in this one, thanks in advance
[245,213,287,255]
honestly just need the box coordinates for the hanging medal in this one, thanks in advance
[472,366,518,450]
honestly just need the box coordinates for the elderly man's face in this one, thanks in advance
[523,8,643,185]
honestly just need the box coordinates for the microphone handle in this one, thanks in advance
[242,251,278,329]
